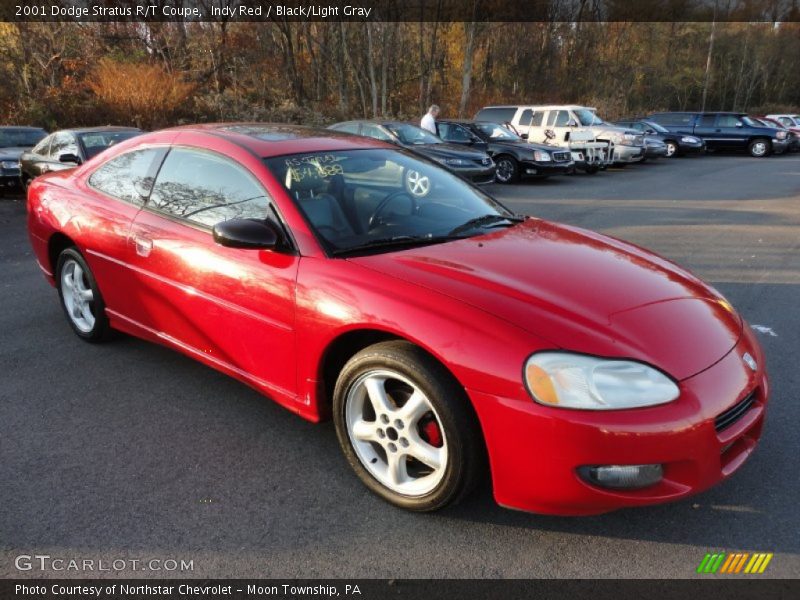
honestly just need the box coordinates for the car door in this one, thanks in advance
[79,146,168,320]
[693,114,720,148]
[126,145,299,399]
[548,110,573,144]
[22,134,52,179]
[714,114,748,149]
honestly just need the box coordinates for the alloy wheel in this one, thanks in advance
[60,258,96,333]
[345,369,447,497]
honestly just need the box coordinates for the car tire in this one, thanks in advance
[21,175,32,192]
[665,141,679,157]
[748,138,771,158]
[333,340,485,512]
[584,165,600,174]
[494,155,519,183]
[56,247,112,342]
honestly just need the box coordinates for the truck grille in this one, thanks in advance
[714,390,756,433]
[552,151,571,162]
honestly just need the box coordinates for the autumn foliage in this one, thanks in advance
[89,59,194,129]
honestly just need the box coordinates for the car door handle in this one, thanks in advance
[133,235,153,257]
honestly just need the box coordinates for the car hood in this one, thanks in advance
[0,147,28,161]
[351,219,742,380]
[409,142,489,160]
[488,139,554,153]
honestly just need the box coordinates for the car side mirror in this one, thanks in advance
[646,128,656,134]
[213,218,283,250]
[520,133,529,139]
[59,153,81,165]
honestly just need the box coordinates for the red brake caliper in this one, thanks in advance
[421,418,443,448]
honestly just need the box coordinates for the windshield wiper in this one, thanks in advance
[447,214,523,237]
[331,234,464,257]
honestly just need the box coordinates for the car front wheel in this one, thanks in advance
[333,341,484,511]
[748,138,771,157]
[665,141,678,157]
[56,248,112,342]
[494,155,519,183]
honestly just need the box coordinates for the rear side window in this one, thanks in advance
[650,113,695,126]
[88,148,164,206]
[149,148,269,228]
[698,115,716,127]
[439,123,471,142]
[518,109,533,127]
[530,111,544,127]
[474,107,518,123]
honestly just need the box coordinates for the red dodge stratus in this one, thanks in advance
[26,124,768,515]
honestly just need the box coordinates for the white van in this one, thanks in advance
[476,105,646,166]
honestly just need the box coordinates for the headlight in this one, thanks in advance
[524,352,679,410]
[439,157,469,166]
[681,136,699,143]
[0,160,18,169]
[533,150,551,162]
[775,131,787,140]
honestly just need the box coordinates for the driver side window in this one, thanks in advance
[149,148,269,229]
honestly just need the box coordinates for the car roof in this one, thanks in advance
[60,126,142,134]
[480,105,597,111]
[0,125,47,131]
[159,123,394,157]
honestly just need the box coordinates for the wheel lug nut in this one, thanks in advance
[394,419,404,430]
[400,438,409,448]
[388,442,397,453]
[380,414,389,424]
[377,429,385,439]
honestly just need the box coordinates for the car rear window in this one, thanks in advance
[474,107,518,123]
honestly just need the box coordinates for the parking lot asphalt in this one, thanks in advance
[1,153,799,579]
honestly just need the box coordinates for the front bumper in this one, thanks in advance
[469,329,768,515]
[645,145,669,158]
[678,140,706,154]
[771,138,790,154]
[519,159,574,178]
[0,172,22,190]
[612,144,646,163]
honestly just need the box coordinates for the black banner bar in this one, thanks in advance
[2,0,800,23]
[3,579,800,600]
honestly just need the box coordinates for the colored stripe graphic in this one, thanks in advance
[703,552,774,574]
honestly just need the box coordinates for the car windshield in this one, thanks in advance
[0,128,47,148]
[79,130,141,159]
[574,109,604,126]
[474,122,521,140]
[643,121,669,133]
[264,149,519,256]
[385,123,441,145]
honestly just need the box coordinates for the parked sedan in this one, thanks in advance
[642,136,669,160]
[0,126,47,195]
[20,126,142,189]
[753,117,800,152]
[328,120,495,185]
[436,119,574,183]
[27,124,768,516]
[614,119,705,157]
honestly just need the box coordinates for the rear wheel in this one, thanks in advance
[748,138,771,157]
[333,341,484,511]
[494,155,519,183]
[56,248,112,342]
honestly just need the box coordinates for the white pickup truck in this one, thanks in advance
[476,105,646,169]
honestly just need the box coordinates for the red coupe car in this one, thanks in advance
[26,124,768,515]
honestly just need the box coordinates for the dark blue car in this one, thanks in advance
[646,112,789,157]
[614,119,705,158]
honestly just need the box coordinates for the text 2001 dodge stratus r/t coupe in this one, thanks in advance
[27,124,768,515]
